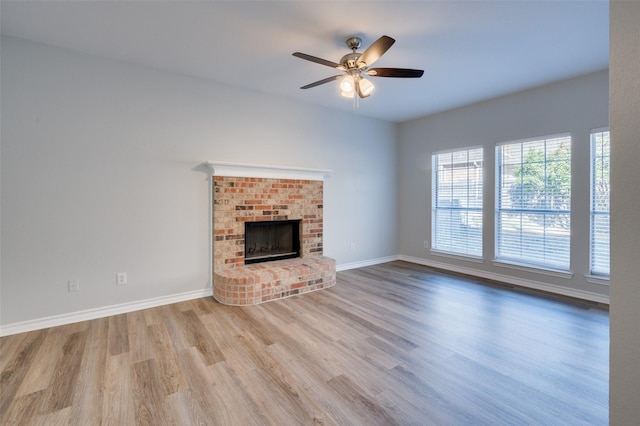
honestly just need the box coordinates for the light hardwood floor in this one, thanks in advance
[0,261,609,425]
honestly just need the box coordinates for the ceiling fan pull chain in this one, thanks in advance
[352,75,358,108]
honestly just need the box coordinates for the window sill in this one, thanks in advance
[430,250,484,263]
[492,259,574,279]
[585,274,610,286]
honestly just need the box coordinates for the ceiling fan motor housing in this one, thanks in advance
[340,52,363,70]
[342,37,366,70]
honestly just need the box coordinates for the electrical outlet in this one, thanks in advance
[68,280,79,292]
[116,272,128,285]
[350,242,356,252]
[424,240,429,249]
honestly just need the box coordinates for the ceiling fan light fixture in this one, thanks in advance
[358,77,375,97]
[341,89,355,99]
[340,75,354,92]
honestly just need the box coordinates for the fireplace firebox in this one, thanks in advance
[244,220,301,264]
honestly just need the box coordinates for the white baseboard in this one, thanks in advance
[398,254,610,304]
[1,254,608,336]
[0,288,213,337]
[336,255,400,272]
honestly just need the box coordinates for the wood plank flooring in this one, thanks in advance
[0,261,609,425]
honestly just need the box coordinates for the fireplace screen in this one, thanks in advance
[244,220,301,264]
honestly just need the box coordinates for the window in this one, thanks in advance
[496,135,571,271]
[590,129,610,276]
[432,148,483,257]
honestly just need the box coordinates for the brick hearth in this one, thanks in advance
[213,256,336,305]
[207,162,335,305]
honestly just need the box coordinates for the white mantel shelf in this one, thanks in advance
[205,161,332,181]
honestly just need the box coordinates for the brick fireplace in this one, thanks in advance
[206,162,336,305]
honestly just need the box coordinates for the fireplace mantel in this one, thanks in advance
[206,161,332,181]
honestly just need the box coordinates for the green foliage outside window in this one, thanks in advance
[509,141,571,228]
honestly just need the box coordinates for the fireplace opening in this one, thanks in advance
[245,219,301,264]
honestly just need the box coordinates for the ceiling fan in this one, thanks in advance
[293,35,424,101]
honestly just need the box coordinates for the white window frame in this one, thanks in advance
[589,128,610,279]
[431,147,483,259]
[495,134,572,272]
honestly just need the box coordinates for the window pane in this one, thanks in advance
[590,130,610,276]
[496,136,571,270]
[432,148,483,257]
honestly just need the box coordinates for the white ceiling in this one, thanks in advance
[1,1,609,123]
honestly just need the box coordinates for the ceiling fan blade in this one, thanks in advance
[367,68,424,78]
[300,75,343,89]
[357,35,395,68]
[293,52,342,69]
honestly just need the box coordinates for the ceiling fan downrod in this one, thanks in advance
[345,36,362,51]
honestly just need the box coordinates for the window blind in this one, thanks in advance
[432,148,483,257]
[590,129,610,276]
[496,135,571,270]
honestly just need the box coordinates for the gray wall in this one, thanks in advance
[610,1,640,424]
[0,37,397,327]
[397,70,609,301]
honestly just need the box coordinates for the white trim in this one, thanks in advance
[430,250,484,263]
[585,274,610,286]
[432,144,484,156]
[495,132,572,147]
[492,259,574,279]
[399,254,609,304]
[336,255,399,272]
[0,288,213,337]
[205,161,332,181]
